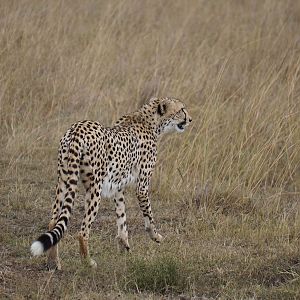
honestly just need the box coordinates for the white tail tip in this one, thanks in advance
[30,241,44,256]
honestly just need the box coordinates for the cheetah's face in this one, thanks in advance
[157,98,192,134]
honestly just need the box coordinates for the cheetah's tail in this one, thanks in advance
[30,215,70,256]
[30,230,61,256]
[31,133,81,256]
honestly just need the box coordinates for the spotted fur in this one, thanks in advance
[30,97,192,269]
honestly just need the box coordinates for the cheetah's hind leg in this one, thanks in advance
[78,181,101,268]
[46,180,65,270]
[114,191,131,252]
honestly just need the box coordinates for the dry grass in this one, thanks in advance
[1,0,300,299]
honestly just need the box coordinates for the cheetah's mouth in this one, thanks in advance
[176,122,186,132]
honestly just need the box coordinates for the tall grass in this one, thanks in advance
[1,0,300,298]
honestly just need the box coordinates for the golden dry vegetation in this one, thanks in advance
[1,0,300,299]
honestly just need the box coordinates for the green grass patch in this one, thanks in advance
[126,255,183,294]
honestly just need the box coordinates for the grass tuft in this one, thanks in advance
[127,255,182,294]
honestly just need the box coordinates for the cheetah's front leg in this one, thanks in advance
[136,187,162,243]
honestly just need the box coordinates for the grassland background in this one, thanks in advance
[1,0,300,299]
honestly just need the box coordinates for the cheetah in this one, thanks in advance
[30,97,192,269]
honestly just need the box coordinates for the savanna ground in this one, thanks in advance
[1,0,300,299]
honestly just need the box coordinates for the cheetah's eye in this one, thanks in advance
[175,111,184,118]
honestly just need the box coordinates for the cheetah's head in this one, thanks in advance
[155,97,192,134]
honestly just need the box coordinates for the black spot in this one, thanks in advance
[58,216,69,226]
[65,197,73,203]
[63,205,72,214]
[69,179,77,185]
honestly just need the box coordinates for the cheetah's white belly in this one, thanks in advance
[101,172,137,198]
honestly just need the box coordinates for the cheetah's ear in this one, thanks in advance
[157,101,167,116]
